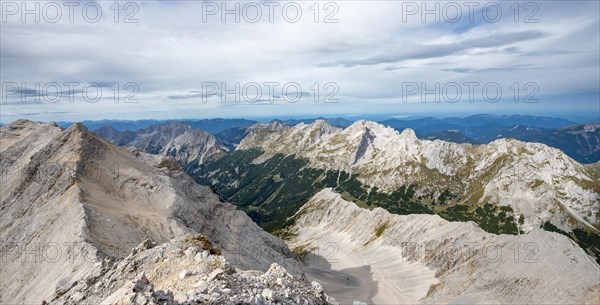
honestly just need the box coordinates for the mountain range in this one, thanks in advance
[57,118,257,134]
[1,119,599,304]
[379,115,599,163]
[43,115,599,163]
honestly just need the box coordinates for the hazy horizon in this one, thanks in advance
[2,112,599,126]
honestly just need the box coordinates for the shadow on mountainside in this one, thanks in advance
[301,251,378,305]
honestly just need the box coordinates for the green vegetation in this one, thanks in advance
[375,221,389,237]
[192,149,520,236]
[438,204,520,235]
[193,149,434,232]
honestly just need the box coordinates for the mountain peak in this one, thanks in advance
[248,120,288,132]
[3,119,40,129]
[268,120,289,129]
[400,128,417,139]
[304,119,339,134]
[311,118,330,127]
[65,122,90,135]
[348,120,387,132]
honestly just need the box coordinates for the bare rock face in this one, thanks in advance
[94,122,228,172]
[287,189,600,305]
[49,236,337,305]
[0,120,306,304]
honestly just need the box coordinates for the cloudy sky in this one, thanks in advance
[1,0,599,122]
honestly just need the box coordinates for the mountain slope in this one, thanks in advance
[237,120,599,229]
[287,189,600,304]
[95,122,228,172]
[0,120,305,304]
[198,120,600,260]
[215,126,250,149]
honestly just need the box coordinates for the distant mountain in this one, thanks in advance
[378,115,598,163]
[470,123,600,163]
[379,114,578,136]
[424,130,476,144]
[379,117,462,137]
[281,117,354,128]
[56,119,162,131]
[444,114,578,128]
[95,122,228,172]
[57,118,257,134]
[182,118,257,134]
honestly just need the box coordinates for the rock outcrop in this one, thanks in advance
[50,236,337,305]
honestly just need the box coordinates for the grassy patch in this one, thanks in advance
[375,221,389,237]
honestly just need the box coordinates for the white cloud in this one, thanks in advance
[1,0,598,122]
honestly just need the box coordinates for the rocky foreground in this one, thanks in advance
[50,236,336,305]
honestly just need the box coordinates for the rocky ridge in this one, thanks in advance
[95,122,228,172]
[0,120,315,304]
